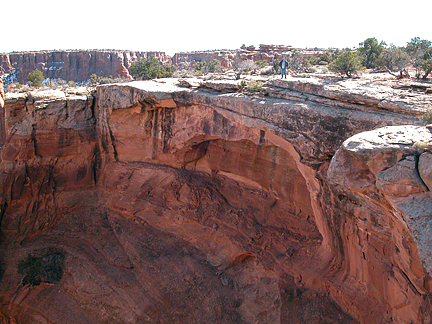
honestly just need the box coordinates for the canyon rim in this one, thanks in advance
[1,60,432,323]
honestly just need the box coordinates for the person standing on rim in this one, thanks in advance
[279,58,288,78]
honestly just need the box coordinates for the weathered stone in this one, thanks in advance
[1,78,432,324]
[0,50,171,84]
[419,151,432,190]
[113,63,133,80]
[376,156,427,196]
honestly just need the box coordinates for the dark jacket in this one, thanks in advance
[279,60,288,69]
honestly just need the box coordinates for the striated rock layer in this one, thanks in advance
[0,78,431,323]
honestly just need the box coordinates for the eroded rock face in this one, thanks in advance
[0,50,171,84]
[0,80,5,146]
[0,78,431,324]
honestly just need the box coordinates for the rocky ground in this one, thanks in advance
[0,72,432,323]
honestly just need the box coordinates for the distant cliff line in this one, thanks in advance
[0,45,320,86]
[0,50,172,85]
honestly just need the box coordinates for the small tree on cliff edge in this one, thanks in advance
[27,69,44,87]
[130,56,176,80]
[329,51,363,78]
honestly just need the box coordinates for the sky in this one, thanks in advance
[2,0,431,55]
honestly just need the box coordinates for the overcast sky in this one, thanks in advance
[2,0,431,55]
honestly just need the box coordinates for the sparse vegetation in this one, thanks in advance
[329,51,363,78]
[17,254,42,286]
[413,141,431,155]
[421,109,432,124]
[130,56,176,80]
[288,51,314,73]
[233,59,259,79]
[246,80,263,92]
[237,80,247,92]
[90,74,117,85]
[27,69,44,87]
[405,37,432,78]
[377,45,410,78]
[358,38,386,69]
[193,59,222,74]
[17,253,64,286]
[237,80,264,92]
[255,60,268,69]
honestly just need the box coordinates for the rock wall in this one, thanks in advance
[0,80,4,146]
[0,78,431,323]
[0,46,324,85]
[0,50,171,84]
[172,44,321,68]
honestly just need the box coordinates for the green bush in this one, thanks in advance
[358,37,386,69]
[377,45,410,76]
[17,253,64,286]
[17,254,42,286]
[27,69,44,87]
[90,74,116,85]
[255,60,268,68]
[405,37,432,78]
[421,109,432,124]
[237,80,247,92]
[246,80,263,92]
[193,59,222,74]
[130,56,176,80]
[329,51,363,78]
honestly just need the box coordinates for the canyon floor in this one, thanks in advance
[1,72,432,323]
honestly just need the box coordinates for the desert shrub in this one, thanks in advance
[90,74,116,85]
[420,49,432,79]
[377,45,410,77]
[27,69,44,87]
[233,60,259,79]
[413,141,431,155]
[193,59,222,74]
[193,62,206,72]
[237,80,247,92]
[17,253,64,286]
[272,59,281,74]
[130,56,176,80]
[17,255,42,286]
[358,37,386,69]
[421,109,432,124]
[246,80,263,92]
[329,51,363,78]
[45,78,66,88]
[255,60,268,68]
[207,59,222,73]
[308,50,341,66]
[405,37,432,78]
[288,52,314,73]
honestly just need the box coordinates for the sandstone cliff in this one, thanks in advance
[0,50,171,84]
[172,44,320,68]
[0,76,431,323]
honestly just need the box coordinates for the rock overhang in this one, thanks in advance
[1,77,432,323]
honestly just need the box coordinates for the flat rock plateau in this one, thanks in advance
[1,74,432,324]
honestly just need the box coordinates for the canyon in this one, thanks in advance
[0,50,172,85]
[0,75,432,324]
[0,45,320,86]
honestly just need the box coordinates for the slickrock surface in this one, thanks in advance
[0,77,431,323]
